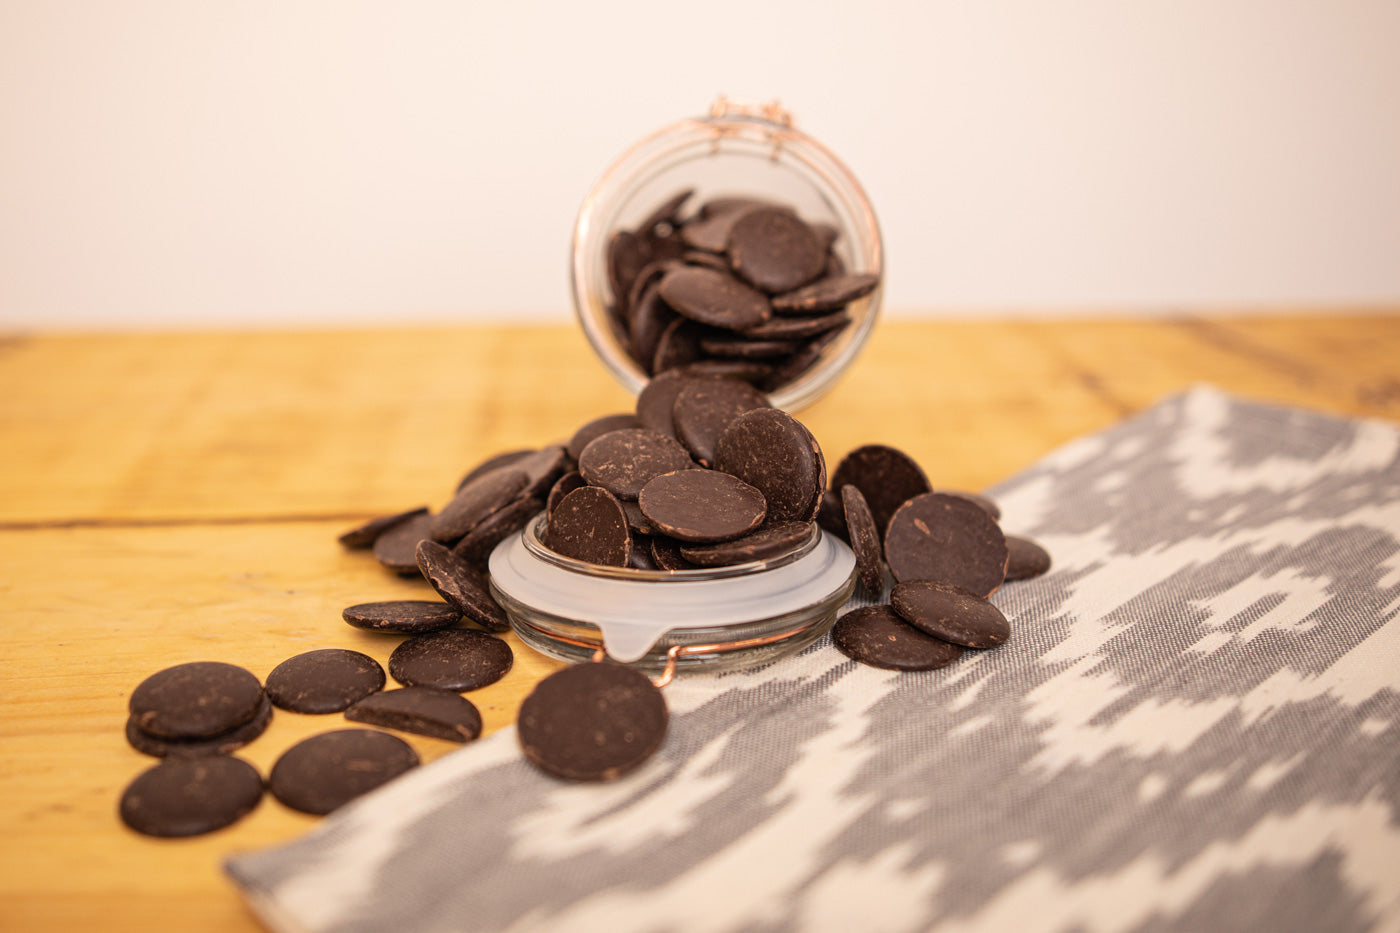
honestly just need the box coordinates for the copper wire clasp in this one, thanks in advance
[707,95,795,160]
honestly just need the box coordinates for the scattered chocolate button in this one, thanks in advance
[671,377,771,466]
[449,495,542,568]
[638,469,767,543]
[373,509,435,574]
[415,540,511,632]
[567,413,643,462]
[345,686,483,743]
[1004,534,1052,581]
[388,628,514,692]
[679,520,814,567]
[456,449,533,492]
[831,605,963,672]
[126,694,273,758]
[518,661,668,782]
[884,493,1009,596]
[337,506,429,549]
[269,729,419,816]
[119,755,264,837]
[714,408,825,523]
[841,484,885,595]
[429,467,529,543]
[771,273,880,314]
[542,485,632,567]
[830,444,932,535]
[129,661,265,740]
[657,266,771,331]
[726,207,827,293]
[342,599,461,635]
[890,580,1010,649]
[577,428,694,500]
[264,648,386,714]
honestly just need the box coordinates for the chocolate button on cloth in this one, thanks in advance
[1004,534,1052,581]
[840,484,885,595]
[890,580,1011,649]
[831,605,963,672]
[830,444,932,535]
[884,492,1009,596]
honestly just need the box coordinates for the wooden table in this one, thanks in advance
[2,313,1397,932]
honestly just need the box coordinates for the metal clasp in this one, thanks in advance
[707,95,795,161]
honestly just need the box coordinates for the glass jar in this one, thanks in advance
[488,513,857,673]
[571,97,884,411]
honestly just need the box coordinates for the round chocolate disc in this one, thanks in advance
[567,413,642,462]
[388,628,514,692]
[830,444,932,535]
[740,310,851,341]
[831,605,963,672]
[455,449,533,492]
[577,428,694,501]
[126,694,273,758]
[128,661,265,740]
[429,467,529,543]
[638,469,767,543]
[772,273,880,314]
[372,510,435,574]
[1004,534,1052,581]
[342,599,461,635]
[890,580,1011,649]
[840,484,885,595]
[345,686,483,743]
[934,488,1002,521]
[269,729,419,816]
[337,506,429,549]
[726,207,827,293]
[416,539,510,631]
[264,649,386,714]
[884,493,1009,596]
[679,520,813,567]
[713,408,825,523]
[657,266,771,331]
[518,662,668,782]
[546,471,587,517]
[542,485,632,567]
[671,377,771,467]
[119,755,264,838]
[635,369,694,436]
[449,495,541,568]
[817,489,849,542]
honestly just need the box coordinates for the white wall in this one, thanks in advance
[2,0,1398,330]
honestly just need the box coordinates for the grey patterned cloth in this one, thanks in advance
[226,386,1400,933]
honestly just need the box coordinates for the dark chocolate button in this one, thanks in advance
[126,694,273,758]
[884,493,1009,596]
[758,326,847,393]
[505,445,571,499]
[429,467,529,543]
[628,278,678,368]
[449,495,541,568]
[817,489,849,542]
[577,428,694,501]
[830,444,933,535]
[620,498,658,535]
[841,484,885,595]
[831,605,963,672]
[771,273,880,314]
[129,661,265,739]
[542,485,632,567]
[726,207,827,293]
[628,537,661,570]
[697,334,802,359]
[342,599,461,635]
[890,580,1010,649]
[546,471,587,516]
[635,369,694,436]
[742,310,851,341]
[651,535,700,571]
[388,629,514,692]
[456,449,533,492]
[681,359,774,383]
[636,188,694,234]
[713,408,825,523]
[345,686,483,743]
[1005,534,1052,581]
[119,755,264,837]
[638,469,767,543]
[682,250,729,272]
[269,729,419,816]
[415,540,510,632]
[567,414,643,462]
[264,649,386,714]
[337,506,429,549]
[679,200,764,252]
[650,317,707,374]
[935,488,1002,521]
[518,662,668,782]
[657,266,771,331]
[679,520,813,567]
[607,229,649,312]
[671,377,771,466]
[373,509,435,574]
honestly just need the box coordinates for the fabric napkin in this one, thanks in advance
[226,385,1400,933]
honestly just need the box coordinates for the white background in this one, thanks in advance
[2,0,1398,331]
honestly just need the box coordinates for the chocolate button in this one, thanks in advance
[429,468,529,543]
[1005,534,1052,581]
[657,266,771,331]
[345,686,483,743]
[269,729,419,816]
[415,541,511,632]
[713,408,825,523]
[884,493,1009,596]
[125,694,273,758]
[448,495,541,568]
[342,599,461,635]
[671,377,771,467]
[543,485,632,567]
[518,662,668,782]
[635,369,694,436]
[840,484,885,595]
[638,469,767,543]
[726,207,827,293]
[388,628,514,692]
[679,520,813,567]
[830,444,932,535]
[890,580,1010,649]
[771,273,880,314]
[119,755,264,837]
[372,510,435,574]
[337,506,429,549]
[264,649,386,714]
[546,471,587,516]
[577,428,694,501]
[567,413,643,462]
[128,661,265,740]
[831,605,963,671]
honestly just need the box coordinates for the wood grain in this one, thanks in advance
[1,314,1396,932]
